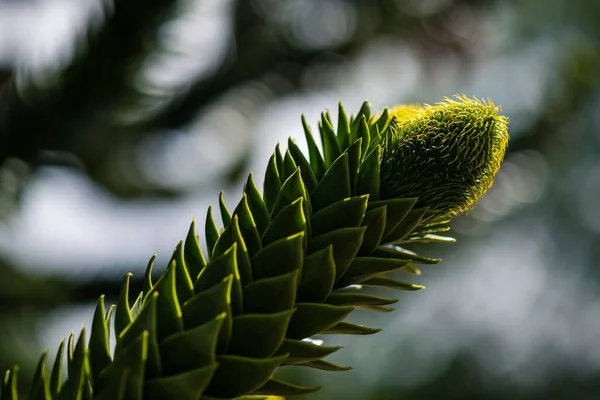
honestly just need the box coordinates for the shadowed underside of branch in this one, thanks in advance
[1,97,508,400]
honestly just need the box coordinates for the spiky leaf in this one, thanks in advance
[8,98,509,400]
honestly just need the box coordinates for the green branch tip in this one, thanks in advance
[1,96,508,400]
[380,95,509,217]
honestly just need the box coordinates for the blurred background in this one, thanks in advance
[0,0,599,398]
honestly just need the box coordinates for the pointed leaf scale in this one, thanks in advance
[356,145,380,200]
[301,114,326,180]
[326,292,398,307]
[252,377,321,396]
[311,195,368,237]
[67,332,74,367]
[419,218,451,233]
[144,364,218,400]
[195,244,243,316]
[402,233,456,244]
[243,270,300,314]
[357,117,371,159]
[205,206,220,258]
[361,275,425,291]
[147,262,184,343]
[311,153,351,213]
[89,296,112,382]
[229,309,296,358]
[263,153,282,214]
[321,321,381,335]
[2,367,18,400]
[384,206,430,243]
[347,138,362,196]
[369,117,383,151]
[244,173,271,236]
[335,257,409,288]
[95,331,148,400]
[72,328,89,383]
[324,109,334,125]
[358,206,387,256]
[412,226,449,238]
[219,191,231,227]
[184,275,232,328]
[270,168,311,221]
[184,219,207,280]
[50,340,64,398]
[183,275,233,354]
[130,289,144,321]
[105,305,115,333]
[251,232,304,281]
[319,112,341,167]
[351,101,372,141]
[60,327,87,400]
[213,216,252,286]
[232,218,254,286]
[404,264,422,275]
[29,350,51,400]
[287,138,318,195]
[368,198,418,240]
[420,217,451,229]
[281,150,297,183]
[286,303,354,340]
[373,247,441,264]
[232,194,262,258]
[373,107,390,134]
[275,143,284,182]
[169,241,194,304]
[277,339,342,365]
[142,256,156,302]
[116,292,161,379]
[261,198,306,250]
[300,359,352,372]
[357,304,395,312]
[296,245,335,303]
[336,102,351,149]
[309,227,366,281]
[159,314,225,375]
[114,273,133,338]
[204,354,289,398]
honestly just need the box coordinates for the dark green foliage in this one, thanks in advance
[2,100,507,399]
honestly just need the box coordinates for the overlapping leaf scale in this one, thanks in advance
[5,102,455,400]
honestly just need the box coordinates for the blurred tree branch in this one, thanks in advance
[144,0,367,129]
[145,0,488,129]
[0,0,183,192]
[0,260,145,312]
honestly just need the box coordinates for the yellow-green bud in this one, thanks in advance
[379,95,509,217]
